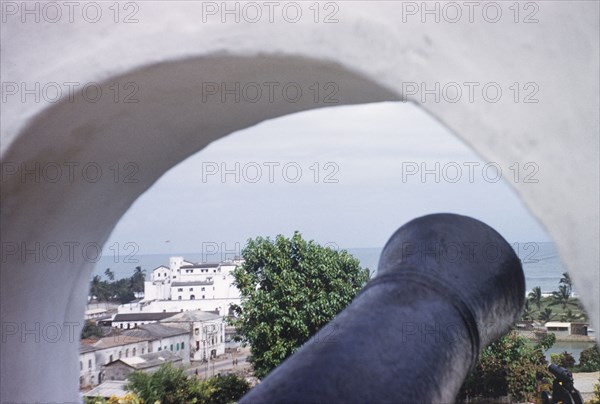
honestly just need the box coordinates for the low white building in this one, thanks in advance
[93,334,150,371]
[112,311,180,329]
[79,334,149,388]
[545,321,572,336]
[121,323,190,364]
[84,308,109,321]
[119,299,235,317]
[161,310,226,361]
[79,323,192,389]
[544,321,590,337]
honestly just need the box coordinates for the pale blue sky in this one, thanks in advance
[105,102,550,255]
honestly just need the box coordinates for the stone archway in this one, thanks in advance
[1,2,598,401]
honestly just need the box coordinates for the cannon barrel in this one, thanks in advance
[548,364,574,383]
[240,213,525,403]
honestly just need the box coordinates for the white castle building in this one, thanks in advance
[117,257,242,317]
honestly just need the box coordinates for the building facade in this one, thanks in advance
[112,311,180,329]
[161,311,226,361]
[79,335,148,389]
[79,345,98,388]
[121,323,191,364]
[117,257,242,317]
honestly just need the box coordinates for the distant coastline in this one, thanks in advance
[94,242,566,295]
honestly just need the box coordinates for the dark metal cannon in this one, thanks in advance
[240,213,525,403]
[542,364,584,404]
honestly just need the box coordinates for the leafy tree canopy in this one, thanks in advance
[579,344,600,372]
[125,364,250,404]
[458,331,555,402]
[230,232,370,378]
[81,320,104,339]
[89,266,145,304]
[203,374,252,403]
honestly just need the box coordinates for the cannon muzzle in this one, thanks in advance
[548,364,574,384]
[542,364,584,404]
[240,213,525,403]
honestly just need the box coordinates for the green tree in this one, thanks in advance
[84,393,142,404]
[550,351,575,369]
[579,344,600,372]
[550,285,574,310]
[113,278,136,304]
[528,286,543,310]
[560,309,580,322]
[91,276,113,302]
[126,364,200,404]
[126,364,250,404]
[589,376,600,404]
[89,269,139,304]
[90,275,103,301]
[458,331,555,402]
[539,308,554,323]
[559,272,572,297]
[130,266,146,295]
[104,268,115,281]
[202,374,251,404]
[81,320,104,339]
[230,232,370,378]
[521,300,535,322]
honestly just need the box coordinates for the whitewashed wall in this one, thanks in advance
[1,2,598,401]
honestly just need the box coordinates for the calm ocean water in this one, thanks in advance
[544,340,596,362]
[94,242,567,295]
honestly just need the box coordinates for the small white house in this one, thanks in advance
[545,321,572,336]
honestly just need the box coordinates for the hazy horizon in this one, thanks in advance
[104,102,551,256]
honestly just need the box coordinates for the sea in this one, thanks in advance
[94,241,569,295]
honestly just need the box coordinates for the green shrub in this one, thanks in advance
[550,351,576,369]
[457,331,555,402]
[126,364,250,404]
[580,345,600,372]
[588,376,600,404]
[202,374,251,404]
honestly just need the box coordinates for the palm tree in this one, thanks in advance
[539,308,554,323]
[559,272,572,297]
[90,275,102,301]
[521,300,534,322]
[551,285,573,310]
[561,309,580,322]
[104,268,115,281]
[528,286,543,310]
[131,266,146,295]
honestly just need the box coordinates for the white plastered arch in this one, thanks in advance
[1,2,598,401]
